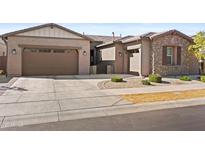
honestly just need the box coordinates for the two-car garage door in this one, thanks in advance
[22,48,78,76]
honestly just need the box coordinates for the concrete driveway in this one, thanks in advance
[0,75,133,128]
[1,74,205,129]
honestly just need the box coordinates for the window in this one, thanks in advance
[39,49,51,53]
[162,46,181,65]
[23,48,38,53]
[166,47,174,65]
[53,49,65,53]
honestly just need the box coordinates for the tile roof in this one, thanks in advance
[86,35,121,43]
[123,30,193,43]
[96,29,193,48]
[149,29,193,42]
[96,35,134,48]
[121,35,141,43]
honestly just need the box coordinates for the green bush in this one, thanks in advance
[148,74,162,83]
[179,76,192,81]
[200,76,205,82]
[141,79,151,85]
[111,76,123,82]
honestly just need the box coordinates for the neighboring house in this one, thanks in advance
[1,23,199,76]
[96,30,199,76]
[1,23,93,76]
[0,39,6,71]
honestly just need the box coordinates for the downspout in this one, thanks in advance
[2,36,8,77]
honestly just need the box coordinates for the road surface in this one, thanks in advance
[2,104,205,131]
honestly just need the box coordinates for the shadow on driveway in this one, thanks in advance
[0,86,28,91]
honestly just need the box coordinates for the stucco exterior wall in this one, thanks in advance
[151,34,198,76]
[7,36,90,76]
[114,43,128,73]
[141,39,151,76]
[0,42,6,56]
[100,47,115,61]
[124,41,142,75]
[129,52,140,72]
[17,27,83,39]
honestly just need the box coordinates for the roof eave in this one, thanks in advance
[122,38,141,44]
[96,41,114,48]
[1,23,94,42]
[150,30,193,42]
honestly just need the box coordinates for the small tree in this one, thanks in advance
[188,31,205,74]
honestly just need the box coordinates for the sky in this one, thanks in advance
[0,23,205,37]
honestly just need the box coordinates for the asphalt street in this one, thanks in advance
[3,104,205,131]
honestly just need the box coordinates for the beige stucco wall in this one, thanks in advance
[124,41,142,75]
[100,47,115,61]
[141,39,151,76]
[114,42,129,74]
[0,42,6,56]
[151,34,199,76]
[7,36,90,76]
[97,43,128,74]
[129,52,140,73]
[17,27,83,39]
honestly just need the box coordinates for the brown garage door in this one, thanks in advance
[22,48,78,76]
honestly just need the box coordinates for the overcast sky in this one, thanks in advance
[0,23,205,36]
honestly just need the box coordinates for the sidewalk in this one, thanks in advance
[1,96,205,129]
[1,78,205,129]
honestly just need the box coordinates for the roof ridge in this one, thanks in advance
[86,34,121,38]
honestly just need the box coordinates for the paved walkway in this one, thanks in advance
[1,75,205,129]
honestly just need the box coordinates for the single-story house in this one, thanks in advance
[96,30,199,76]
[1,23,94,76]
[1,23,199,76]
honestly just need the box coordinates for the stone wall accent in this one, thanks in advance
[151,34,199,76]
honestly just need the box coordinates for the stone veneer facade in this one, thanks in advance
[151,34,199,76]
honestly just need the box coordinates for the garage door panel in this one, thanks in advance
[22,49,78,76]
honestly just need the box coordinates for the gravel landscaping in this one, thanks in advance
[97,77,203,89]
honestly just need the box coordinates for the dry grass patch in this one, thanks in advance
[122,89,205,103]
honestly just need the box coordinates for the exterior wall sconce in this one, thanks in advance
[83,51,87,56]
[11,49,17,55]
[118,52,122,57]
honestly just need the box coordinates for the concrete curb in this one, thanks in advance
[1,97,205,129]
[1,112,58,128]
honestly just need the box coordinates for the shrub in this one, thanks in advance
[200,76,205,82]
[141,79,151,85]
[111,76,123,82]
[148,74,162,83]
[179,76,192,81]
[0,70,5,75]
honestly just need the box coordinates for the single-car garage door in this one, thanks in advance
[22,48,78,76]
